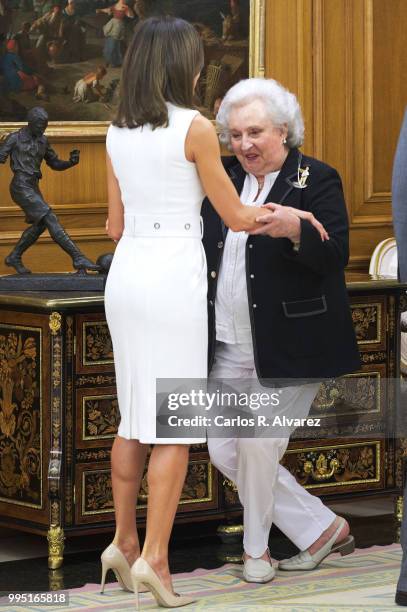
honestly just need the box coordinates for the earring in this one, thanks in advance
[283,138,287,144]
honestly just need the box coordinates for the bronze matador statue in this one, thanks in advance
[0,107,99,274]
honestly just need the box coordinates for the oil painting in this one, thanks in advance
[0,0,255,123]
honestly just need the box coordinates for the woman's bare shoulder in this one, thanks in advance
[189,113,216,138]
[186,114,219,161]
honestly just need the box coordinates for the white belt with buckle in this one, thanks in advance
[123,213,203,238]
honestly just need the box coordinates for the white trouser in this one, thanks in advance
[208,341,335,557]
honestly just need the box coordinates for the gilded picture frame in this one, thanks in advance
[0,0,265,141]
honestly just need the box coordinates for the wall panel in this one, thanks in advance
[266,0,407,270]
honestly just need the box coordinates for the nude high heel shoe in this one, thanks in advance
[100,543,148,593]
[131,557,195,609]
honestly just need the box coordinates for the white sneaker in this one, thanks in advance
[243,550,275,583]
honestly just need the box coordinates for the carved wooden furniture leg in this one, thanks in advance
[217,523,244,543]
[48,312,65,569]
[48,567,65,591]
[47,525,65,570]
[217,524,244,563]
[217,477,243,558]
[397,493,405,524]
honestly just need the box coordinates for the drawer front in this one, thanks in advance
[220,439,384,507]
[137,454,218,514]
[281,439,384,495]
[221,476,240,509]
[76,314,114,374]
[350,296,387,351]
[308,364,386,422]
[75,454,218,525]
[75,387,118,449]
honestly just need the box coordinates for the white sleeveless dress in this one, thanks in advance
[104,104,207,443]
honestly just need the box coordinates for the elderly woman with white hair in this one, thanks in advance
[201,78,361,583]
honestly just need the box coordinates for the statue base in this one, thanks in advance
[0,272,106,291]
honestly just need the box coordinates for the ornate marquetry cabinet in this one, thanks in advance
[0,274,405,568]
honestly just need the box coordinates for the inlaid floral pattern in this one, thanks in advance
[0,329,41,505]
[83,323,113,365]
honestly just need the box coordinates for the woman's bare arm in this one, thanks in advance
[106,152,124,241]
[186,115,268,232]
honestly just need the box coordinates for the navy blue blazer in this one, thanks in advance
[201,148,361,382]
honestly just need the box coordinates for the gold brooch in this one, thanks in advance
[292,166,310,189]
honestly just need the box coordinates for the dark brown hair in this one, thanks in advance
[113,16,204,129]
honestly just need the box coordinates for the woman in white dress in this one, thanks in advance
[101,16,274,609]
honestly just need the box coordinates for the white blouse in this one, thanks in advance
[215,170,280,344]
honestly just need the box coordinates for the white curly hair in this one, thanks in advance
[216,78,304,149]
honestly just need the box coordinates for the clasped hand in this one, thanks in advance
[249,203,329,243]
